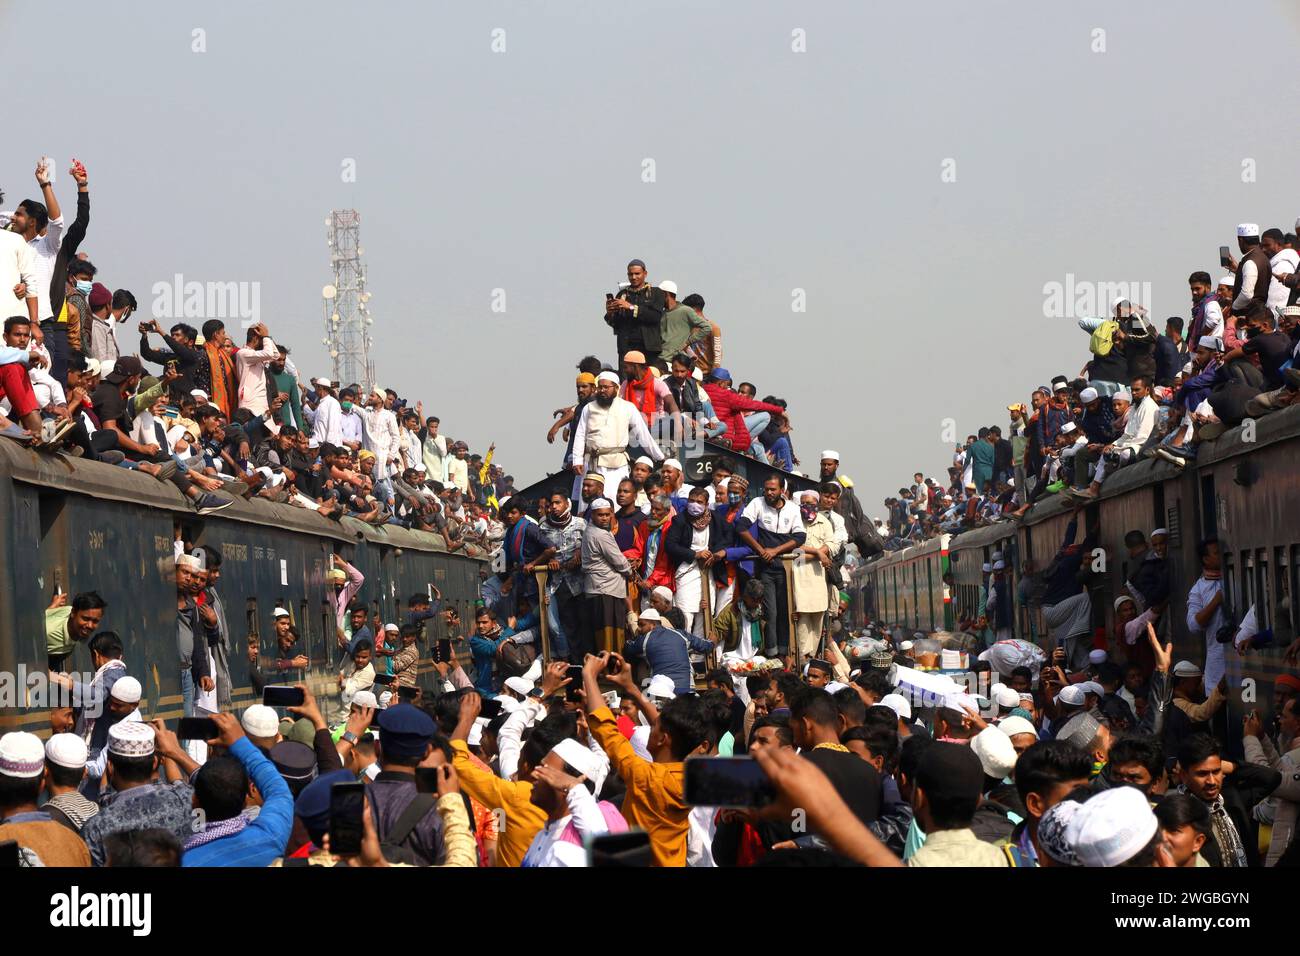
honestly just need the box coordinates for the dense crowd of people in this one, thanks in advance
[879,222,1300,549]
[0,161,514,547]
[4,167,1299,873]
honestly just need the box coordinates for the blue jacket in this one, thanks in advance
[182,737,294,867]
[470,630,508,694]
[624,626,715,695]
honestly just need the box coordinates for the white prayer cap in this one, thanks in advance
[662,458,683,472]
[352,690,379,709]
[1216,276,1234,288]
[899,640,914,652]
[1112,389,1132,403]
[820,450,840,462]
[879,694,912,720]
[645,674,677,700]
[84,358,103,378]
[110,676,143,704]
[1197,335,1223,351]
[1089,649,1109,665]
[315,378,335,389]
[551,737,610,796]
[1077,680,1105,697]
[1078,386,1099,403]
[1054,684,1086,707]
[638,608,662,623]
[45,733,88,770]
[971,726,1018,780]
[588,497,613,511]
[596,371,620,385]
[1150,528,1168,539]
[992,560,1006,571]
[651,586,673,603]
[992,684,1020,709]
[1114,595,1136,611]
[1172,660,1203,678]
[1066,785,1159,867]
[1181,361,1195,375]
[384,623,400,633]
[982,562,992,573]
[190,388,209,401]
[658,280,678,296]
[378,690,393,708]
[504,676,535,697]
[0,732,46,778]
[370,384,385,397]
[634,456,655,467]
[824,681,848,695]
[108,721,156,758]
[272,606,291,618]
[1237,223,1259,237]
[241,704,280,738]
[176,553,204,570]
[1060,421,1077,434]
[997,716,1038,740]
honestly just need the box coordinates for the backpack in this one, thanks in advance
[376,792,438,865]
[1089,319,1120,356]
[498,639,537,678]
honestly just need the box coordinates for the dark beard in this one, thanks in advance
[595,393,615,408]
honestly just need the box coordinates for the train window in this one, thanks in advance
[1255,550,1270,630]
[321,602,334,666]
[298,599,311,659]
[1284,547,1299,644]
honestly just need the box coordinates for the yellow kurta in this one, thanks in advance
[588,705,689,867]
[451,739,547,867]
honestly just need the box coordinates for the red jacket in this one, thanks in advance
[701,384,784,451]
[630,515,676,590]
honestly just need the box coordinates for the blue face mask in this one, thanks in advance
[727,492,742,505]
[75,280,93,295]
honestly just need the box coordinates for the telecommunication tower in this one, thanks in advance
[321,209,375,392]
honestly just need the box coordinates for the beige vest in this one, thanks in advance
[584,398,636,468]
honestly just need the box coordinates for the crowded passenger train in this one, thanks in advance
[3,153,1300,875]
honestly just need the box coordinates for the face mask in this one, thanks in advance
[75,280,93,295]
[686,502,706,517]
[728,492,743,505]
[341,401,353,412]
[800,504,817,521]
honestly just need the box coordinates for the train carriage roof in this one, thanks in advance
[0,439,482,559]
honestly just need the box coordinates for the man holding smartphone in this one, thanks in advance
[604,259,666,366]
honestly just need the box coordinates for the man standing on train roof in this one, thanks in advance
[1230,223,1273,313]
[605,259,666,366]
[570,371,665,496]
[820,451,884,559]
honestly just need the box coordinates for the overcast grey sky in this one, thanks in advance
[5,0,1298,514]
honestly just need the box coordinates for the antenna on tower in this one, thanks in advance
[322,210,374,393]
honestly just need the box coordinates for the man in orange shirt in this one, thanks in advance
[582,651,708,866]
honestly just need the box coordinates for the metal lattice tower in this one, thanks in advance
[321,210,375,393]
